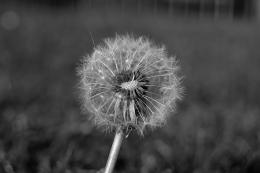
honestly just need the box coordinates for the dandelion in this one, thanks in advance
[77,35,182,173]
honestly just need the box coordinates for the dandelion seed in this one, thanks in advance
[77,34,182,134]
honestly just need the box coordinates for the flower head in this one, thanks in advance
[78,35,182,134]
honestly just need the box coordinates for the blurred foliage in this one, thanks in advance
[0,5,260,173]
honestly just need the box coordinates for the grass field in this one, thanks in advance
[1,6,260,173]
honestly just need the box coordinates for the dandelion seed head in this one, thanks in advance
[78,35,182,134]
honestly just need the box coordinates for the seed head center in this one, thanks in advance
[121,80,138,90]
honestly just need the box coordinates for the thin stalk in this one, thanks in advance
[104,128,124,173]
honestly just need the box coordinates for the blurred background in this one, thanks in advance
[0,0,260,173]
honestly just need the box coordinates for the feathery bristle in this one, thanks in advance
[78,35,182,134]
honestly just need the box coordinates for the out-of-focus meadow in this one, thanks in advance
[1,1,260,173]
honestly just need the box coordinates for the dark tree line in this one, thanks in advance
[1,0,257,18]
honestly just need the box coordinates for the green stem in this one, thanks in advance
[104,128,124,173]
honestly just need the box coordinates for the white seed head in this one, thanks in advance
[121,80,138,90]
[77,35,182,134]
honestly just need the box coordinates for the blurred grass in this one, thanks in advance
[0,6,260,173]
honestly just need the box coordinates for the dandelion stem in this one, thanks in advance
[104,128,124,173]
